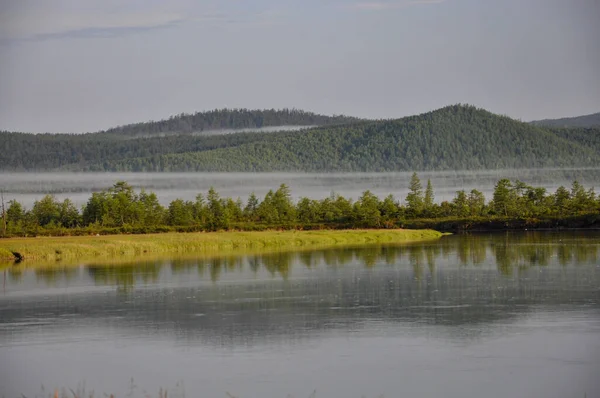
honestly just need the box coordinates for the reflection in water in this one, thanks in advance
[11,231,598,289]
[0,232,599,398]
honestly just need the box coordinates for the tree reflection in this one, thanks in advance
[87,260,161,292]
[9,232,593,289]
[35,267,79,285]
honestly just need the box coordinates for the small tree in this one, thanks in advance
[452,190,469,217]
[492,179,516,217]
[59,198,81,228]
[206,187,229,231]
[424,179,434,211]
[405,172,424,217]
[467,189,485,216]
[273,184,296,223]
[168,199,194,226]
[553,186,571,216]
[354,190,381,227]
[32,195,61,227]
[244,192,260,221]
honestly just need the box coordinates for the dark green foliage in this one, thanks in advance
[353,190,382,227]
[546,127,600,153]
[467,190,486,217]
[405,172,424,217]
[32,195,61,227]
[1,105,599,172]
[491,179,516,217]
[97,105,600,172]
[452,191,469,217]
[424,179,434,215]
[167,199,195,226]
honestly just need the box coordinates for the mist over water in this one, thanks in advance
[1,168,599,207]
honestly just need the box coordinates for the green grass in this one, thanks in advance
[0,246,14,260]
[0,229,444,264]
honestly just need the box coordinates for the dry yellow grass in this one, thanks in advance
[0,229,444,264]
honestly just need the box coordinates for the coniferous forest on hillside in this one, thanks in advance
[530,112,600,128]
[1,105,599,172]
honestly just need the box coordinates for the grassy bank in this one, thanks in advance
[0,229,444,263]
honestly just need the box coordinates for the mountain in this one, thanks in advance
[530,112,600,128]
[1,105,598,172]
[94,108,360,138]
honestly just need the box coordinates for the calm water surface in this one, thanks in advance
[1,231,599,397]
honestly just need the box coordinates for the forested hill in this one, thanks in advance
[1,105,599,172]
[94,105,600,172]
[95,108,360,138]
[530,112,600,128]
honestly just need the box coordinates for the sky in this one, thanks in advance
[0,0,599,133]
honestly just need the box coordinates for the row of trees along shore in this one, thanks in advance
[1,174,599,237]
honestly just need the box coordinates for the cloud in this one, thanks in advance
[0,3,186,42]
[351,0,446,11]
[0,1,282,42]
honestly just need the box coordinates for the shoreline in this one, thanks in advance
[0,229,445,264]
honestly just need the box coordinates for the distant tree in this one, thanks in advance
[354,190,381,227]
[452,190,469,217]
[6,200,24,224]
[332,194,353,223]
[570,181,595,214]
[553,186,571,216]
[244,192,260,221]
[467,189,485,216]
[492,179,516,217]
[32,195,61,227]
[424,179,435,215]
[379,194,399,224]
[206,187,229,231]
[193,194,209,226]
[224,198,243,223]
[168,199,194,226]
[297,197,318,224]
[138,190,165,226]
[272,184,296,223]
[58,199,81,228]
[107,181,139,226]
[6,200,25,234]
[405,172,424,217]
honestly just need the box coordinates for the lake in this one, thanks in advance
[1,168,599,207]
[1,231,599,398]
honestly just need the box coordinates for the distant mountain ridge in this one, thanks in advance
[530,112,600,128]
[1,105,598,172]
[95,108,361,138]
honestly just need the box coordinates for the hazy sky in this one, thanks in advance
[1,0,599,133]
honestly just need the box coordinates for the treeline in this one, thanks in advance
[2,105,599,172]
[1,175,599,237]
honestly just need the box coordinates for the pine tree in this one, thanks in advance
[424,179,434,216]
[405,172,424,217]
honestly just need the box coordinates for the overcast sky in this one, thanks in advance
[0,0,599,133]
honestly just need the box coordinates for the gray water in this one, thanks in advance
[1,231,599,398]
[1,168,599,207]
